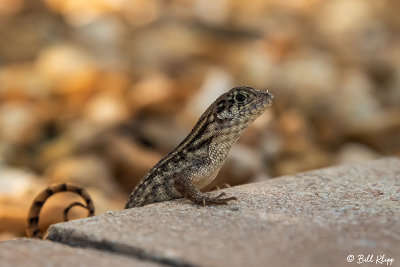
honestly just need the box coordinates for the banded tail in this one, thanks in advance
[26,183,94,238]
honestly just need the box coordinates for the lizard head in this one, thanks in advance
[214,86,274,125]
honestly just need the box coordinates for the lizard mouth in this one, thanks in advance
[252,90,274,113]
[262,89,274,104]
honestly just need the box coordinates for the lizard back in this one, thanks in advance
[125,86,274,208]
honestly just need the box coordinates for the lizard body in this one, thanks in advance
[125,86,274,207]
[26,86,274,238]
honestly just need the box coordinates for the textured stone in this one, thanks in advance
[46,157,400,267]
[0,238,162,267]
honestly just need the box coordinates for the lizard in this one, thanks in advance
[26,183,94,238]
[26,86,274,238]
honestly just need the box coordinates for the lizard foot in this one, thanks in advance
[200,192,237,206]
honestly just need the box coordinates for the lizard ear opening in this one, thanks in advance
[215,99,227,118]
[217,105,225,114]
[215,105,229,124]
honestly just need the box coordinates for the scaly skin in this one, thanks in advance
[125,86,274,208]
[26,86,274,238]
[26,183,94,238]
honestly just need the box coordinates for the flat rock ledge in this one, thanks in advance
[0,238,161,267]
[2,157,400,267]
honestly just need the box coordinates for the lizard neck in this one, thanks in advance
[207,118,252,165]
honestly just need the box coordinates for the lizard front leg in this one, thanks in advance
[173,171,237,206]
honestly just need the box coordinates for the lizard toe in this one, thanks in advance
[205,195,237,205]
[215,192,227,199]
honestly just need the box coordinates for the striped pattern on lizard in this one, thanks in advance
[26,86,274,238]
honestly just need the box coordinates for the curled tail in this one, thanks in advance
[26,183,95,238]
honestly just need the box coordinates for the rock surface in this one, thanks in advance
[0,238,162,267]
[44,157,400,267]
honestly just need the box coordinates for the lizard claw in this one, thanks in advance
[200,194,237,205]
[215,192,227,199]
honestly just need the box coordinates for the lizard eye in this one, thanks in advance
[235,93,246,103]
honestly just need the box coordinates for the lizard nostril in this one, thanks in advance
[269,93,274,101]
[264,91,274,101]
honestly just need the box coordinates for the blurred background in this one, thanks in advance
[0,0,399,240]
